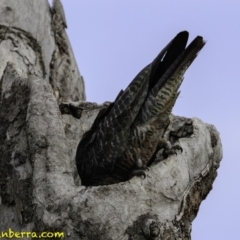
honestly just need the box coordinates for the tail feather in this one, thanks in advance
[148,31,189,91]
[137,35,205,124]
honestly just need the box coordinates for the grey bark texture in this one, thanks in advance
[0,1,222,239]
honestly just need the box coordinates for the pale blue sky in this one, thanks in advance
[60,1,240,239]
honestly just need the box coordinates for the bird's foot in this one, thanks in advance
[132,169,147,179]
[162,141,182,159]
[131,159,149,179]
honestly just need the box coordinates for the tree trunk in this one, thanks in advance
[0,1,222,239]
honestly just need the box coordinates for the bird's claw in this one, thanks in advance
[162,143,183,159]
[132,170,146,179]
[172,144,183,153]
[131,159,148,179]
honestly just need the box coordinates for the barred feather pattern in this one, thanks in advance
[76,31,205,186]
[77,66,151,181]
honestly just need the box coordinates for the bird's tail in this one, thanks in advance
[138,34,205,124]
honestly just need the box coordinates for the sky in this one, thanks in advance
[58,1,240,239]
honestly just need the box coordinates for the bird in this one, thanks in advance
[76,31,205,186]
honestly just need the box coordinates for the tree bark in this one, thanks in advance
[0,1,222,239]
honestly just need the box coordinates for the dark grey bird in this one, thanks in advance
[76,31,205,186]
